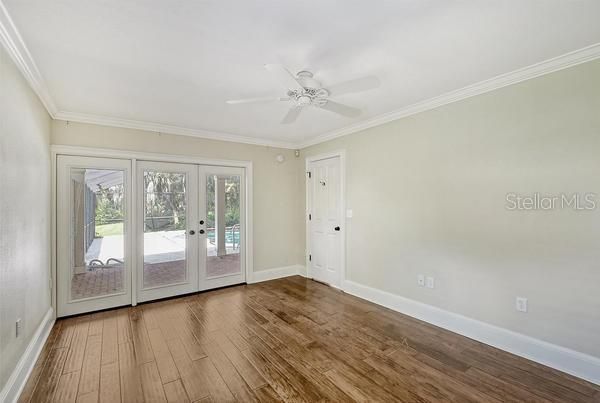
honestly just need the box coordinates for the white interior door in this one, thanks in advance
[136,161,199,302]
[308,156,343,287]
[56,156,132,316]
[199,165,246,290]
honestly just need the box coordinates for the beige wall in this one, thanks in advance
[4,38,598,394]
[0,45,52,389]
[51,121,305,273]
[302,59,600,358]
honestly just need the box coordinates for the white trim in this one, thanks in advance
[50,143,57,312]
[3,0,599,152]
[131,158,138,306]
[297,264,307,277]
[0,1,57,116]
[50,145,254,315]
[54,112,297,149]
[53,42,600,150]
[52,145,253,169]
[0,308,55,403]
[248,265,304,284]
[245,163,254,283]
[299,43,600,148]
[305,151,346,289]
[343,280,600,386]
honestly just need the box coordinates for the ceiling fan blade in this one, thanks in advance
[281,107,302,124]
[226,96,289,105]
[265,64,304,90]
[320,100,361,118]
[327,76,380,97]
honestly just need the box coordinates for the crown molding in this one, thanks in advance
[0,0,294,149]
[0,1,57,116]
[54,111,297,149]
[299,42,600,149]
[3,0,599,151]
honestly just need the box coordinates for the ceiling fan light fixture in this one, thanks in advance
[297,95,312,106]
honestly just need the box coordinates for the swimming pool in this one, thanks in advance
[206,227,240,245]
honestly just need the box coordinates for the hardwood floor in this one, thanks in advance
[19,276,600,402]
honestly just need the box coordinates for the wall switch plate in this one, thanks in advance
[516,297,528,313]
[426,277,435,289]
[346,209,353,218]
[417,274,425,287]
[16,319,21,338]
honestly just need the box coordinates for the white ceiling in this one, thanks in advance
[4,0,600,147]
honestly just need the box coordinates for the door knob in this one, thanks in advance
[189,230,196,235]
[334,226,340,231]
[199,220,205,225]
[199,229,205,234]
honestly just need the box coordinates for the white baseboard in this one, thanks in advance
[0,308,55,403]
[343,280,600,386]
[248,265,304,284]
[297,265,308,277]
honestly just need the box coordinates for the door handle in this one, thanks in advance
[189,230,196,235]
[199,229,205,234]
[334,226,340,231]
[199,220,205,225]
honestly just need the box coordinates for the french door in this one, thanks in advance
[136,161,199,301]
[136,162,246,302]
[56,155,245,316]
[198,165,245,291]
[56,156,133,316]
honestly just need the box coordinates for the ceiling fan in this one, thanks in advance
[226,64,380,124]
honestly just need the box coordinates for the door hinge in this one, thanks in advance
[307,171,312,178]
[309,254,312,261]
[308,213,311,220]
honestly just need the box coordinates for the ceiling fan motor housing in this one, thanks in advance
[296,71,321,89]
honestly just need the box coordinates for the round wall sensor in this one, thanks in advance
[275,154,285,163]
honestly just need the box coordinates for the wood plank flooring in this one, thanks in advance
[19,276,600,402]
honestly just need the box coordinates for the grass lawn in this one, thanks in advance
[95,222,123,237]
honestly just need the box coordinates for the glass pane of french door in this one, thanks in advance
[137,161,198,302]
[200,166,245,289]
[142,171,187,287]
[71,168,126,298]
[56,156,132,317]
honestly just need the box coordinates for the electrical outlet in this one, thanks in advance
[426,277,435,289]
[16,319,21,338]
[516,297,528,313]
[417,274,425,287]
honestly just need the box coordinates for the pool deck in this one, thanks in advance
[85,230,239,264]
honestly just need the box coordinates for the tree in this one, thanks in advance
[95,183,124,225]
[143,172,187,232]
[206,175,240,228]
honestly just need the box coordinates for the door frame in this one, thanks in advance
[305,150,346,289]
[51,145,254,316]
